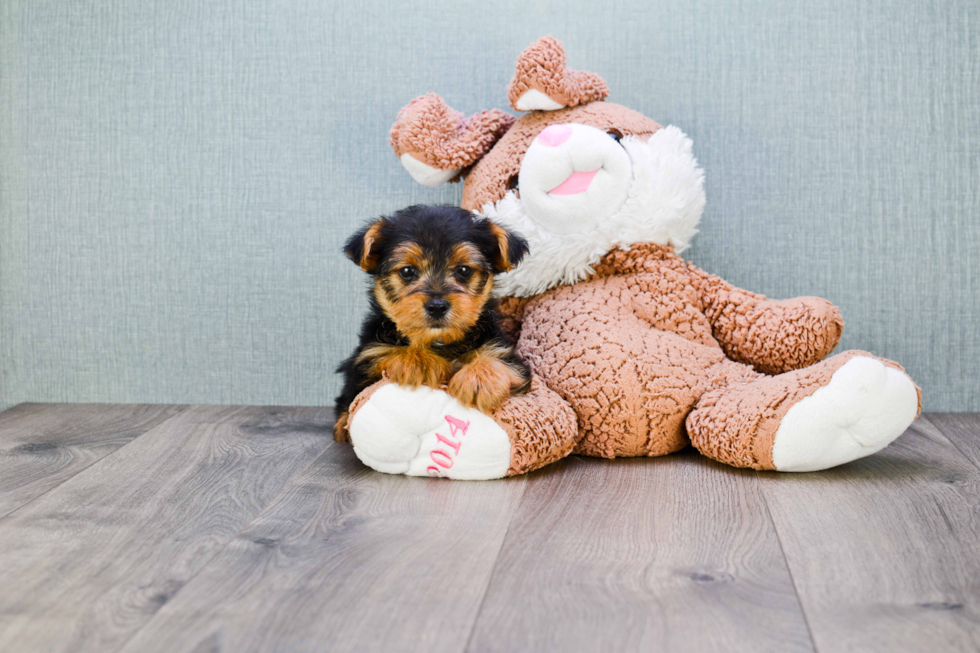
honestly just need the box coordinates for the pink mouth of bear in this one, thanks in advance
[548,169,599,195]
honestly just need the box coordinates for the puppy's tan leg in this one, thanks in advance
[360,344,453,390]
[448,345,527,414]
[333,410,350,443]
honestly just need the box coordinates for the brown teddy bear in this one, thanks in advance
[344,36,921,480]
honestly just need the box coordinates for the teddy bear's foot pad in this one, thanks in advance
[348,384,512,480]
[771,356,919,472]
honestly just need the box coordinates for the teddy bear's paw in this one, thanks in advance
[771,356,919,472]
[347,384,513,480]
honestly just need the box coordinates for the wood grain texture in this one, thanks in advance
[0,403,186,517]
[926,413,980,471]
[2,405,979,653]
[759,417,980,652]
[118,441,527,653]
[0,405,332,653]
[466,452,813,653]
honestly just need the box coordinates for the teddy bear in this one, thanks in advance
[343,36,921,480]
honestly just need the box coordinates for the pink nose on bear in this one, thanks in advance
[537,124,572,147]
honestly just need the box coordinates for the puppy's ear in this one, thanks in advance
[487,222,529,273]
[344,220,385,272]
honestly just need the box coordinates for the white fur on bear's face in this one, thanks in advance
[484,125,706,298]
[517,123,632,235]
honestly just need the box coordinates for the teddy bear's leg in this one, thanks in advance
[344,375,578,480]
[686,351,921,471]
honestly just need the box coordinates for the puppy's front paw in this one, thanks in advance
[364,344,453,389]
[448,357,523,414]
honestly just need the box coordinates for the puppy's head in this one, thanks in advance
[345,205,528,346]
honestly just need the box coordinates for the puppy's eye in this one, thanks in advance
[607,131,622,142]
[397,266,417,281]
[455,266,474,281]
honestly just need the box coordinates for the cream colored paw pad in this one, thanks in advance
[772,356,919,472]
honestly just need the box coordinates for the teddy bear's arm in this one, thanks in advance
[694,267,844,375]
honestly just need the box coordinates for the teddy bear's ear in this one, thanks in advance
[507,36,609,112]
[390,94,515,187]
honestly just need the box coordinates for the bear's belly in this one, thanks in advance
[516,288,728,459]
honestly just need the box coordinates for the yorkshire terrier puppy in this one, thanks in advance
[333,205,531,442]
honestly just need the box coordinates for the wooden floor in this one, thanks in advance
[0,405,978,652]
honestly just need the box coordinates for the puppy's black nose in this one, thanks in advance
[424,297,450,319]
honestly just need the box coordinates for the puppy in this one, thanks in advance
[334,205,531,442]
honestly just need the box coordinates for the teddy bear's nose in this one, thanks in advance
[537,124,572,147]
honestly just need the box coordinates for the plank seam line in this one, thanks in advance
[461,476,529,653]
[759,473,820,653]
[0,405,192,522]
[110,436,338,653]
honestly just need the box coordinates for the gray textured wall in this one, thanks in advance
[1,0,977,412]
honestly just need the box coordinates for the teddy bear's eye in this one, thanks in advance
[607,131,623,142]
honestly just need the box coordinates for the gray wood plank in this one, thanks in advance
[467,452,814,653]
[0,403,186,517]
[759,416,980,652]
[0,404,333,653]
[927,413,980,472]
[118,442,527,653]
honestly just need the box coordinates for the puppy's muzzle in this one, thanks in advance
[424,297,450,319]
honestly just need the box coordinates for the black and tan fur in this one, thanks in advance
[334,205,530,442]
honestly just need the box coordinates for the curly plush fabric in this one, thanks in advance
[492,376,579,475]
[507,35,609,111]
[686,351,877,469]
[593,245,845,374]
[389,93,515,172]
[514,243,849,461]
